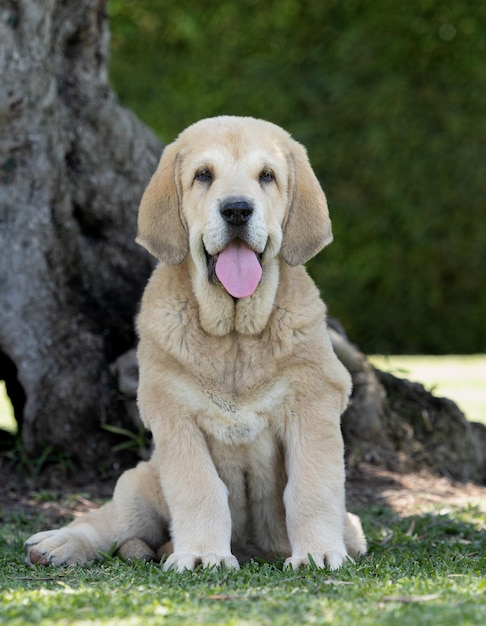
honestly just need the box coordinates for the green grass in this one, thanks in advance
[1,504,485,625]
[369,355,486,425]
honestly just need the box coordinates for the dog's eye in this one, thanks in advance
[259,169,275,184]
[194,168,213,183]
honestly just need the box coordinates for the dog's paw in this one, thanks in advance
[162,551,240,572]
[24,529,98,567]
[284,547,350,571]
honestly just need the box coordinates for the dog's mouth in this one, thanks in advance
[205,239,263,299]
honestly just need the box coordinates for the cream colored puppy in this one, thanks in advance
[25,116,366,571]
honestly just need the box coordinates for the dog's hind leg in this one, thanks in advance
[25,458,169,567]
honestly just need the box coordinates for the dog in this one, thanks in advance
[25,116,367,571]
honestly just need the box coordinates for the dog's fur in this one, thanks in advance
[25,116,366,571]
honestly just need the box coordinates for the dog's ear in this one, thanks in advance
[136,143,188,264]
[280,141,333,266]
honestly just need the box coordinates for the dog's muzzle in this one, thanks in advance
[203,198,264,298]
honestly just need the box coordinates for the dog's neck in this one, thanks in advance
[188,257,280,336]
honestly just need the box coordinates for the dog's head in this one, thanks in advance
[137,116,332,301]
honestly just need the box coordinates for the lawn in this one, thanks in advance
[1,501,485,625]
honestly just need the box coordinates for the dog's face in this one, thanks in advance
[137,116,332,301]
[179,121,292,299]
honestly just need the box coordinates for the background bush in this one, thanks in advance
[109,0,485,354]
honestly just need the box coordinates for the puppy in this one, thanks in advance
[25,116,366,571]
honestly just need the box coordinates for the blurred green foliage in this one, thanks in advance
[109,0,485,354]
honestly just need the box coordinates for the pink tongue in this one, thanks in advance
[215,240,262,298]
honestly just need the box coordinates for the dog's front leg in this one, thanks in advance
[282,397,349,570]
[150,414,239,572]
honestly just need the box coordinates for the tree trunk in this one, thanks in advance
[0,0,159,468]
[1,0,484,483]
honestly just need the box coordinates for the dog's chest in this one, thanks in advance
[157,293,297,444]
[184,335,289,445]
[196,375,288,445]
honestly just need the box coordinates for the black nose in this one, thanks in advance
[220,200,253,226]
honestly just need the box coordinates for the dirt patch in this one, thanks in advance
[0,455,116,528]
[346,463,486,517]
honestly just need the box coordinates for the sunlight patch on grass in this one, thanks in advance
[369,355,486,425]
[0,381,16,434]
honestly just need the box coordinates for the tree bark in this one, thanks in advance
[1,0,484,483]
[0,0,159,467]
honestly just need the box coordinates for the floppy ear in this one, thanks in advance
[136,142,188,264]
[280,141,333,266]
